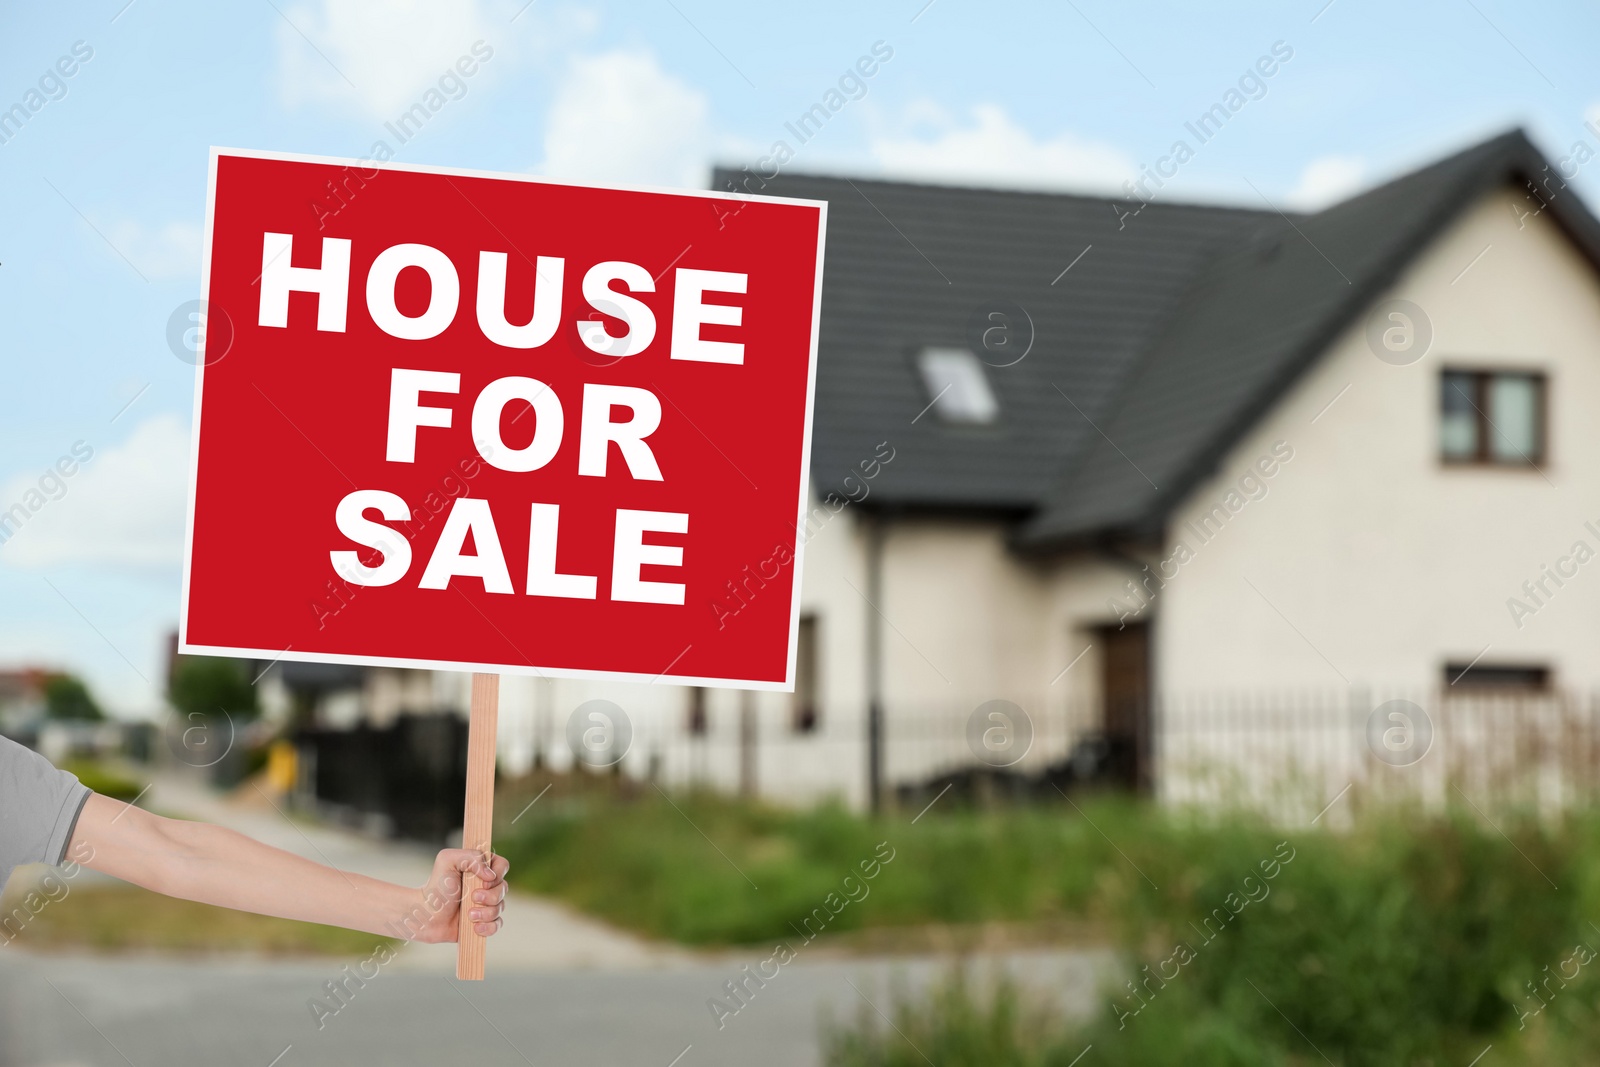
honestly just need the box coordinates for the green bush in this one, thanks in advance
[498,781,1600,1060]
[821,806,1600,1065]
[63,759,144,801]
[1097,813,1585,1064]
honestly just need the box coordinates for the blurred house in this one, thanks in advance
[0,668,50,738]
[272,129,1600,823]
[0,671,50,748]
[0,667,135,763]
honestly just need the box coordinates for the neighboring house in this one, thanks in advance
[0,668,50,737]
[275,129,1600,818]
[1,667,129,763]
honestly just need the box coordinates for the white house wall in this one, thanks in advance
[1156,185,1600,696]
[869,516,1122,785]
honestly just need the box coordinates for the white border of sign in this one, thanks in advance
[178,147,827,694]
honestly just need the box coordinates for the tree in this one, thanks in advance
[168,655,258,721]
[43,674,104,721]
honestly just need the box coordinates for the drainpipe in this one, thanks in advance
[865,511,886,814]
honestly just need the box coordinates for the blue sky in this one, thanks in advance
[2,0,1598,716]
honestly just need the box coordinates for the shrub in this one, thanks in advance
[63,759,143,801]
[1091,813,1576,1065]
[824,806,1598,1065]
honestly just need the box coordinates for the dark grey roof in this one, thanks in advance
[714,166,1274,512]
[715,129,1600,547]
[1018,129,1600,548]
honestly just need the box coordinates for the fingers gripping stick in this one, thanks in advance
[456,672,499,980]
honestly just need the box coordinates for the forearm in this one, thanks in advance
[73,795,430,940]
[136,819,425,939]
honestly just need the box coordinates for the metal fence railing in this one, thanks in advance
[645,689,1600,819]
[294,688,1600,838]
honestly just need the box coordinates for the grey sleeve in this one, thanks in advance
[0,734,92,892]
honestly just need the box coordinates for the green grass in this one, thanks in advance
[495,783,1144,945]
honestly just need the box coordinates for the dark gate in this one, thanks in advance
[296,712,469,844]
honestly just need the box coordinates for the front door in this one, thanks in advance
[1099,621,1150,792]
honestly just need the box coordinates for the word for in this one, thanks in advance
[711,441,895,629]
[1113,840,1297,1030]
[1506,520,1600,629]
[260,232,750,363]
[0,40,93,146]
[1,840,94,945]
[707,841,897,1030]
[0,439,95,547]
[312,40,495,229]
[1108,440,1294,628]
[1111,41,1294,228]
[716,40,894,210]
[1517,940,1596,1030]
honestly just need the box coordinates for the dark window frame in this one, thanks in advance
[687,688,708,736]
[1444,662,1551,691]
[1439,367,1548,468]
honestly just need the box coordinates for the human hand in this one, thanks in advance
[414,849,509,944]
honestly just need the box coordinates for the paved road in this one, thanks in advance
[0,769,1111,1064]
[0,947,1109,1067]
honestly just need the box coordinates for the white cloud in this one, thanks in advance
[0,415,190,570]
[869,103,1136,192]
[106,220,203,282]
[1284,155,1366,210]
[535,49,710,189]
[275,0,495,119]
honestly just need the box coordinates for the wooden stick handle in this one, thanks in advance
[455,672,499,981]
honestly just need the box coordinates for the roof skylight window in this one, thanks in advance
[916,346,999,424]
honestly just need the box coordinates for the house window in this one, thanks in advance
[792,615,819,733]
[1445,662,1550,690]
[916,347,998,424]
[687,688,707,736]
[1440,370,1545,465]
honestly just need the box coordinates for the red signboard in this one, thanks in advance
[180,149,826,690]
